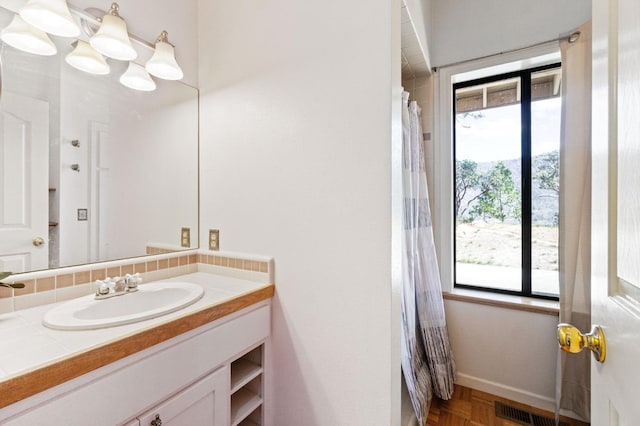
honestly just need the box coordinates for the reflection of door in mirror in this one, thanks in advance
[0,93,49,273]
[89,121,110,263]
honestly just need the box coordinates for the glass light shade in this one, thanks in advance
[19,0,80,37]
[145,41,183,80]
[0,14,56,56]
[120,62,156,91]
[65,40,110,75]
[90,13,136,61]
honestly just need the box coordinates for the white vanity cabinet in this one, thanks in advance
[133,366,228,426]
[0,303,270,426]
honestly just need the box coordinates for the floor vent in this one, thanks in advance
[495,401,569,426]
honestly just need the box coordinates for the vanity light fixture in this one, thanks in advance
[0,14,57,56]
[145,31,183,81]
[0,1,185,89]
[119,62,156,92]
[19,0,80,38]
[89,3,136,61]
[65,40,110,75]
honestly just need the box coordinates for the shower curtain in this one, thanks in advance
[556,20,592,422]
[400,91,456,425]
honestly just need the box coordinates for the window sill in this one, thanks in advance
[443,288,559,316]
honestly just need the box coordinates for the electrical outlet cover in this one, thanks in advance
[209,229,220,251]
[181,227,190,248]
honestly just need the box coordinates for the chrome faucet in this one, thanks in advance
[94,273,143,299]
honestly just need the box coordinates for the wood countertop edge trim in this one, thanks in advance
[1,284,275,409]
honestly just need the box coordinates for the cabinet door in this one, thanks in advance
[137,367,229,426]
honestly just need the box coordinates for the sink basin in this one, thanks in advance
[43,282,204,330]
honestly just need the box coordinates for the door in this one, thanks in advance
[135,367,229,426]
[591,0,640,423]
[0,92,49,273]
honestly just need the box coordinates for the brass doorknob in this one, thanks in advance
[32,237,45,247]
[557,323,606,363]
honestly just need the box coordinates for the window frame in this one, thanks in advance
[452,63,561,300]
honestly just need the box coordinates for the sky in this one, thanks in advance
[455,97,561,163]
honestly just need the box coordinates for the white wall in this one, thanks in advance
[197,0,402,424]
[445,300,560,411]
[430,0,591,67]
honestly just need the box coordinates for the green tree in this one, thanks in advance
[534,150,559,194]
[471,162,521,222]
[455,159,481,218]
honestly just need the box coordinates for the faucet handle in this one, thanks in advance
[126,273,142,290]
[95,280,110,296]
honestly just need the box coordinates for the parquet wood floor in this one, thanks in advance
[426,384,589,426]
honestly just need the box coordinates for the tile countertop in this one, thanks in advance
[0,272,274,409]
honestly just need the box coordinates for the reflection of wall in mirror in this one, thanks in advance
[108,79,199,259]
[58,62,108,267]
[57,59,199,267]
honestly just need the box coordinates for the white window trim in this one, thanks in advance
[432,42,561,293]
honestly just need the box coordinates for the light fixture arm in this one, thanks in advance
[67,3,155,50]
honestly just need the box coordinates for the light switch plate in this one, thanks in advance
[209,229,220,251]
[181,227,190,248]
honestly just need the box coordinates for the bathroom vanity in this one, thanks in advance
[0,272,273,426]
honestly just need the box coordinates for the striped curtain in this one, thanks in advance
[401,91,456,425]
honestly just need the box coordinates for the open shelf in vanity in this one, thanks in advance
[230,345,264,426]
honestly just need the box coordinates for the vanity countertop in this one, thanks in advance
[0,272,274,409]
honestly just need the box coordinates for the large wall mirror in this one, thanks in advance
[0,7,198,274]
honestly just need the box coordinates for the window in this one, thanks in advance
[453,64,561,299]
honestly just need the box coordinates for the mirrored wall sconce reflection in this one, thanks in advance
[120,62,156,92]
[0,14,57,56]
[65,40,110,75]
[0,1,184,93]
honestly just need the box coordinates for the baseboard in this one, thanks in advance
[455,373,587,422]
